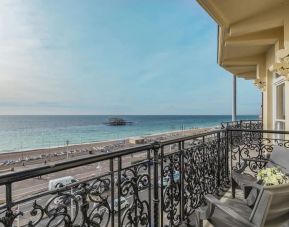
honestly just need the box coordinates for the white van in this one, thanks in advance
[48,176,78,191]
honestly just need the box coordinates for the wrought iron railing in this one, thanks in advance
[0,130,229,227]
[229,128,289,176]
[2,125,288,227]
[221,120,263,130]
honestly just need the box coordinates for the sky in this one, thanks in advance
[0,0,261,115]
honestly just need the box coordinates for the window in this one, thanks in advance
[275,121,285,131]
[273,74,286,139]
[276,83,285,120]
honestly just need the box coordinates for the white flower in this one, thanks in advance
[257,167,288,186]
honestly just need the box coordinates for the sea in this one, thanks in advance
[0,115,258,153]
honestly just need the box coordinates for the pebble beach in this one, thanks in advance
[0,127,212,170]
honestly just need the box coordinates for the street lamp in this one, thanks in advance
[66,140,69,160]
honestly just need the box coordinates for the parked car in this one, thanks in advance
[48,176,78,191]
[158,171,180,187]
[93,197,129,213]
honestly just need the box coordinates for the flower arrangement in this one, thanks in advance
[257,167,289,186]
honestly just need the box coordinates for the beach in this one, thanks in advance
[0,127,212,170]
[0,115,257,153]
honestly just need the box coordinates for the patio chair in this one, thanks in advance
[232,146,289,206]
[196,182,289,227]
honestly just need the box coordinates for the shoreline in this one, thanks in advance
[0,127,213,164]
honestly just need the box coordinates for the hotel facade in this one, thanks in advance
[197,0,289,131]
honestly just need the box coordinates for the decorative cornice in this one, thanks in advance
[254,79,266,92]
[269,54,289,80]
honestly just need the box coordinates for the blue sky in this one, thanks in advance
[0,0,261,115]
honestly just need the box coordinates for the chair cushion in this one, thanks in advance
[268,146,289,174]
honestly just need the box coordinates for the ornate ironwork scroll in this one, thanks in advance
[230,130,289,175]
[0,129,232,227]
[120,162,150,227]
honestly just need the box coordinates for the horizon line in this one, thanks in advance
[0,114,259,116]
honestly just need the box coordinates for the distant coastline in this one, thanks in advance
[0,127,212,170]
[0,115,258,154]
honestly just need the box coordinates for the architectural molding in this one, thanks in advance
[229,5,286,37]
[223,55,264,65]
[269,55,289,80]
[223,54,265,80]
[254,79,266,91]
[196,0,229,27]
[225,27,283,48]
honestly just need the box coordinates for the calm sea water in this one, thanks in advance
[0,115,257,153]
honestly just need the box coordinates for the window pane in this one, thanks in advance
[276,83,285,120]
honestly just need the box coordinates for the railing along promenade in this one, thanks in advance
[221,119,263,130]
[1,120,279,227]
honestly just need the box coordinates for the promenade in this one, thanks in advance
[0,127,211,203]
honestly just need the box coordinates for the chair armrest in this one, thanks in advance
[243,181,263,191]
[199,194,256,227]
[243,182,263,207]
[242,158,269,163]
[245,181,263,189]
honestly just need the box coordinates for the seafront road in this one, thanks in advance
[0,142,184,226]
[0,150,156,226]
[0,150,150,201]
[12,185,156,226]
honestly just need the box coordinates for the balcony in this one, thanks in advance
[1,120,288,227]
